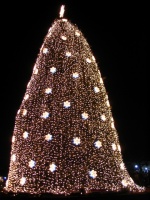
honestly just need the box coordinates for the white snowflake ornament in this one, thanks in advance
[41,111,49,119]
[12,136,15,143]
[120,162,125,170]
[20,177,26,186]
[33,65,38,74]
[61,35,67,40]
[94,140,102,148]
[73,137,81,145]
[101,114,106,121]
[89,170,97,179]
[92,56,96,61]
[118,144,121,151]
[75,31,80,36]
[66,52,71,57]
[29,160,36,168]
[49,163,57,172]
[45,88,52,94]
[112,143,117,151]
[27,81,31,87]
[22,109,27,116]
[106,100,110,107]
[100,77,103,84]
[24,94,29,100]
[5,180,8,188]
[23,131,29,139]
[86,58,91,63]
[11,154,16,162]
[73,72,79,78]
[63,101,71,108]
[50,67,56,74]
[121,179,128,187]
[111,122,115,129]
[43,48,48,54]
[94,86,100,93]
[81,112,88,120]
[45,134,53,141]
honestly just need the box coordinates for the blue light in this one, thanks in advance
[3,177,7,180]
[134,165,138,168]
[145,167,148,170]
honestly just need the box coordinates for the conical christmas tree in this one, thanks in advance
[5,5,144,195]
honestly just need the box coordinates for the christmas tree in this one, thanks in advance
[5,5,145,195]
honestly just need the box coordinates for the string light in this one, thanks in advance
[6,5,145,195]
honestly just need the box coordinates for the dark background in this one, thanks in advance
[0,1,148,176]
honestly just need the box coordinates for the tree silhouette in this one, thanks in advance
[5,5,145,195]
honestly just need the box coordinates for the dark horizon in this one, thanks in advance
[0,1,148,176]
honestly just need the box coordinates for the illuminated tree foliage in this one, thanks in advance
[6,6,144,195]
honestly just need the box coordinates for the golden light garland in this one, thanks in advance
[5,5,145,195]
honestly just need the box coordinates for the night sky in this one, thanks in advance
[0,1,148,176]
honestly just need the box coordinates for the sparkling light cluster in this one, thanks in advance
[6,10,145,196]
